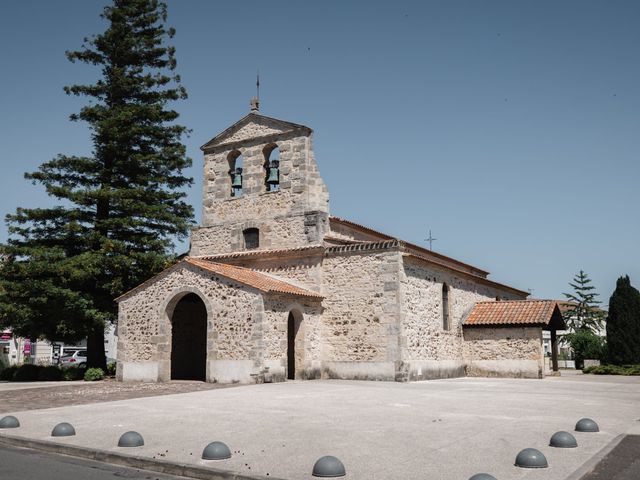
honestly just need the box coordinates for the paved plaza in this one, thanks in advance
[1,373,639,479]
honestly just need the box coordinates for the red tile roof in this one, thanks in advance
[464,300,565,328]
[185,258,323,298]
[199,245,323,260]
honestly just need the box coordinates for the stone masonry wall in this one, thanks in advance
[398,257,523,380]
[320,250,402,380]
[117,263,263,382]
[463,326,544,378]
[263,294,323,380]
[193,117,330,256]
[190,214,309,256]
[462,327,542,360]
[199,116,329,252]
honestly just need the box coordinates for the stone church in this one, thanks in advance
[116,101,565,384]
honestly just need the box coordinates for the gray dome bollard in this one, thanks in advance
[575,418,599,432]
[515,448,548,468]
[469,474,497,480]
[549,431,577,448]
[312,456,346,477]
[117,431,144,447]
[51,422,76,437]
[201,441,232,460]
[0,416,20,428]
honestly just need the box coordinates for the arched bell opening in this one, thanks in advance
[263,143,280,192]
[228,150,244,197]
[170,293,207,381]
[287,309,304,380]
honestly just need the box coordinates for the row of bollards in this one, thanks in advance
[468,417,600,479]
[0,414,601,478]
[0,415,346,477]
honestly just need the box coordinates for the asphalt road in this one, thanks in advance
[0,444,190,480]
[581,435,640,480]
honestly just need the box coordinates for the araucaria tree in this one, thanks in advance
[562,270,605,333]
[606,276,640,365]
[0,0,193,369]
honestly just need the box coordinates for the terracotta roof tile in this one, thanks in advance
[185,258,323,299]
[464,300,562,327]
[198,245,323,260]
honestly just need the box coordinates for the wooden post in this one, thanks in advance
[551,329,559,372]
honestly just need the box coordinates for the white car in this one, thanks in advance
[59,350,87,367]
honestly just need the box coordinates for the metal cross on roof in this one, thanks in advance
[425,230,437,251]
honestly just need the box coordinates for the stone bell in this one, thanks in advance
[231,168,243,189]
[267,160,280,185]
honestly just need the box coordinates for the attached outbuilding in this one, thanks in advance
[462,300,566,378]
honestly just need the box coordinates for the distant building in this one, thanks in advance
[116,102,565,384]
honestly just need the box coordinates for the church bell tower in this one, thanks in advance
[189,100,330,256]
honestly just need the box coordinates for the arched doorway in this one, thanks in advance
[171,293,207,381]
[287,310,304,380]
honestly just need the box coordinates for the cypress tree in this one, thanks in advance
[0,0,193,369]
[606,276,640,365]
[562,270,605,333]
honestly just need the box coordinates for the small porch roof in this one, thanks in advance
[464,300,566,330]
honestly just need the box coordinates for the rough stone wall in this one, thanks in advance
[190,214,310,256]
[263,294,323,380]
[400,258,521,362]
[327,220,389,243]
[321,251,401,365]
[215,121,283,144]
[203,116,329,226]
[462,326,544,378]
[117,263,263,380]
[462,327,542,360]
[196,115,329,256]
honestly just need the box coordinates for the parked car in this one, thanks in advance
[60,350,87,367]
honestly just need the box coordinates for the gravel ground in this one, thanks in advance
[0,379,239,414]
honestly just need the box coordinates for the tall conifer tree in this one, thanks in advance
[0,0,193,369]
[606,276,640,365]
[562,270,605,333]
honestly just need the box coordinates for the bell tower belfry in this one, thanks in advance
[190,101,330,256]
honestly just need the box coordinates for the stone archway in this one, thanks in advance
[170,293,207,381]
[287,310,304,380]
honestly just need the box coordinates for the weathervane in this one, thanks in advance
[250,70,260,112]
[425,230,437,251]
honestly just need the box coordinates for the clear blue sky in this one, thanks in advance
[1,1,638,306]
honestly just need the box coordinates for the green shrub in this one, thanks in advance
[0,365,18,381]
[37,365,63,381]
[62,366,86,381]
[13,364,42,382]
[563,330,606,369]
[106,361,116,377]
[583,364,640,375]
[84,368,104,381]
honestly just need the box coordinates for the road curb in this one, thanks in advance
[564,434,626,480]
[0,433,282,480]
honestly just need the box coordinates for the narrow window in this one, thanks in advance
[263,144,280,192]
[442,283,450,331]
[228,151,243,197]
[243,228,259,250]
